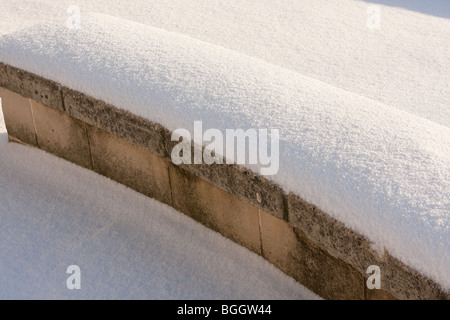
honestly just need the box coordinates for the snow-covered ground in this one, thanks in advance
[0,0,448,293]
[0,107,319,299]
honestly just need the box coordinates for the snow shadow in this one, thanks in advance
[0,99,7,143]
[362,0,450,19]
[0,132,7,144]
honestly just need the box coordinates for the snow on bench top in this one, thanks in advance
[2,0,450,128]
[0,1,449,290]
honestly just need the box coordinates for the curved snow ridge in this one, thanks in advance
[0,14,448,290]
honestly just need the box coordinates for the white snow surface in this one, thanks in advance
[0,108,319,299]
[0,1,449,291]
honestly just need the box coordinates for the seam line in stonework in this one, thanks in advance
[84,124,95,170]
[167,164,175,207]
[28,99,39,147]
[258,209,265,257]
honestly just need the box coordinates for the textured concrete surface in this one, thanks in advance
[169,163,261,255]
[87,125,172,206]
[31,100,92,169]
[0,87,37,146]
[260,210,364,300]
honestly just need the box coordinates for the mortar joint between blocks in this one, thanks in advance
[27,98,39,147]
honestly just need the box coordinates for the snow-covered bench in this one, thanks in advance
[1,4,448,300]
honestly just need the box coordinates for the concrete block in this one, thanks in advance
[169,163,261,255]
[63,88,166,157]
[87,125,172,205]
[260,210,364,300]
[0,63,64,111]
[0,87,37,146]
[30,99,92,169]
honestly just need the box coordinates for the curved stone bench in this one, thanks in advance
[1,62,447,300]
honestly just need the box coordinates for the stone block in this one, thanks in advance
[0,87,37,146]
[260,210,364,300]
[165,130,286,219]
[87,125,172,205]
[169,163,261,255]
[63,88,166,157]
[30,99,92,169]
[0,63,64,111]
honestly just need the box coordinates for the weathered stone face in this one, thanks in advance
[87,124,172,206]
[0,63,64,112]
[30,99,93,170]
[259,210,365,300]
[0,87,37,146]
[169,163,261,255]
